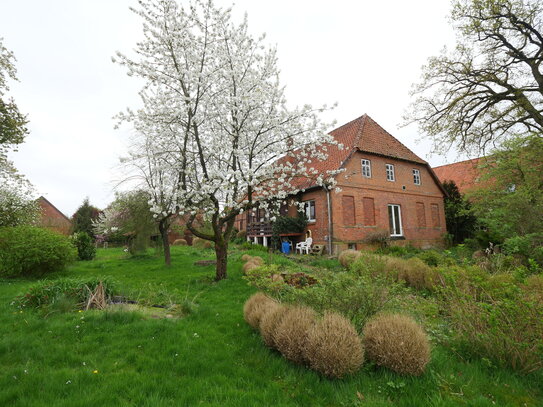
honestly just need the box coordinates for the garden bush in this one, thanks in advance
[172,238,187,246]
[415,250,453,267]
[243,292,277,329]
[395,258,443,291]
[16,277,117,311]
[71,232,96,260]
[355,254,443,292]
[286,271,397,332]
[274,305,317,365]
[338,249,361,268]
[260,303,288,349]
[0,226,76,277]
[305,312,364,378]
[502,233,543,266]
[523,274,543,299]
[441,277,543,373]
[350,252,387,277]
[377,245,421,258]
[363,313,430,376]
[241,254,252,262]
[238,242,268,252]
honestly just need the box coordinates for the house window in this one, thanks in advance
[348,243,357,250]
[388,204,403,236]
[361,159,372,178]
[413,169,421,185]
[386,164,395,181]
[304,200,316,222]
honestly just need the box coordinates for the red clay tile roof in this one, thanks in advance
[289,114,429,190]
[355,115,427,164]
[433,158,483,194]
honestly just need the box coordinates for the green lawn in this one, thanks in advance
[0,247,541,406]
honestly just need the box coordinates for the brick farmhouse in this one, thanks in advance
[37,196,72,235]
[235,114,447,254]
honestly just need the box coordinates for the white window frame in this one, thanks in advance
[304,200,316,222]
[386,164,395,182]
[388,204,403,237]
[361,159,372,178]
[413,168,421,185]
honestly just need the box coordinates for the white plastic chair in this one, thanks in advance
[295,237,313,254]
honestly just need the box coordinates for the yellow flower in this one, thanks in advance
[93,370,98,374]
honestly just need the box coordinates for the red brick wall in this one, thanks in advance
[37,198,72,235]
[327,152,446,251]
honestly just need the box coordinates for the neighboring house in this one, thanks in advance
[37,196,72,235]
[235,114,447,253]
[433,158,484,194]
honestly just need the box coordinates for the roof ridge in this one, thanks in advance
[330,113,367,134]
[367,115,426,164]
[433,156,485,169]
[353,114,367,147]
[37,196,71,222]
[335,114,367,170]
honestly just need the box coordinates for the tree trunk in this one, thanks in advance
[214,240,228,281]
[159,219,171,267]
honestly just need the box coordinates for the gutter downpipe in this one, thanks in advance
[325,186,333,255]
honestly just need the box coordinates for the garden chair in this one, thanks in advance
[295,237,313,254]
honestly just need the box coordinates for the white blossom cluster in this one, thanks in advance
[114,0,340,230]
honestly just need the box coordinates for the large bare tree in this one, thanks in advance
[406,0,543,155]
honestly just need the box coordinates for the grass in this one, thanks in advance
[0,246,541,406]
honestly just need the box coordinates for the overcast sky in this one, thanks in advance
[2,0,459,216]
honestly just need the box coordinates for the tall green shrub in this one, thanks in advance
[71,232,96,260]
[0,226,76,277]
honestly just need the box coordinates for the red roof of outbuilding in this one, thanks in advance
[433,158,483,194]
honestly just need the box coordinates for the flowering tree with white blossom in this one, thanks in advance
[114,0,338,279]
[0,38,36,227]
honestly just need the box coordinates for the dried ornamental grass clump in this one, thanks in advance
[259,302,286,348]
[242,261,259,275]
[363,313,430,376]
[384,256,441,291]
[274,306,317,364]
[243,292,277,329]
[338,250,362,268]
[172,239,187,246]
[250,256,264,266]
[192,237,213,248]
[305,312,364,378]
[241,255,265,275]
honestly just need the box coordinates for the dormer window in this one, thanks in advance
[361,159,372,178]
[386,164,395,181]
